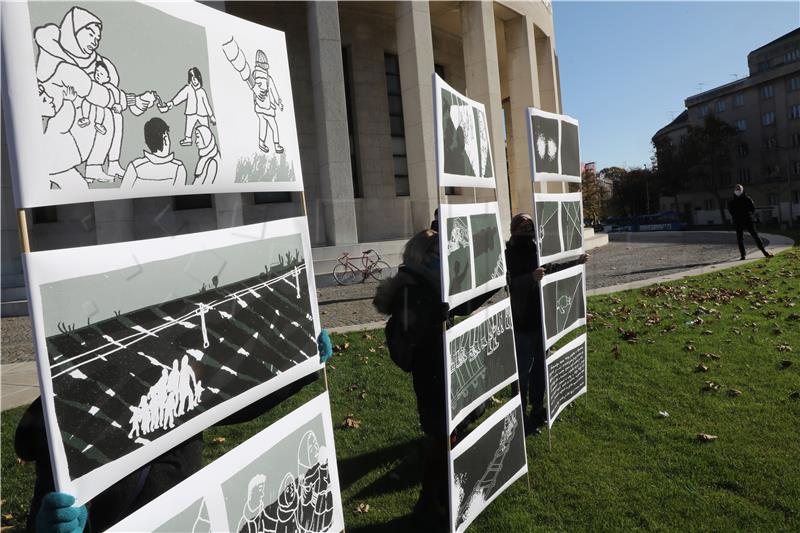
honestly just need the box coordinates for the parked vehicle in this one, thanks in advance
[333,249,391,285]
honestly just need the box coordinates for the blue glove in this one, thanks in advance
[318,329,333,363]
[36,492,87,533]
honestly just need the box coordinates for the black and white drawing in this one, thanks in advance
[122,117,188,188]
[3,1,304,208]
[450,396,527,533]
[545,334,587,428]
[539,264,586,349]
[110,394,344,533]
[440,202,507,309]
[434,74,496,189]
[526,108,582,183]
[25,218,321,504]
[533,192,585,265]
[446,299,519,430]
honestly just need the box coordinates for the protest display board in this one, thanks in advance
[110,392,344,533]
[24,217,321,504]
[539,264,587,350]
[545,334,587,428]
[433,74,496,189]
[445,298,519,431]
[2,0,304,208]
[449,395,528,533]
[527,108,581,183]
[439,202,507,309]
[533,192,585,265]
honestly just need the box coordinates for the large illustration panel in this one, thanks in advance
[449,395,528,533]
[533,192,584,265]
[434,74,496,189]
[446,298,518,430]
[545,334,587,428]
[24,218,321,504]
[111,393,345,533]
[539,265,586,349]
[2,0,304,208]
[440,202,507,308]
[526,108,582,183]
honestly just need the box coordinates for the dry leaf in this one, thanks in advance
[777,344,793,352]
[363,333,374,340]
[727,389,742,397]
[354,503,370,514]
[368,347,376,353]
[701,329,714,336]
[658,411,670,418]
[212,437,226,444]
[359,391,368,400]
[15,457,25,465]
[702,352,721,360]
[697,433,718,442]
[701,381,721,392]
[695,363,709,373]
[342,415,361,429]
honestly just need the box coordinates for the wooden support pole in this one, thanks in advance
[17,209,31,253]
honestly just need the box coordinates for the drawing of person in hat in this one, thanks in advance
[249,50,284,154]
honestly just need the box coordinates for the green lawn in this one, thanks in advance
[2,248,799,532]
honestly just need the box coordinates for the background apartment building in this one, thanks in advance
[653,28,800,226]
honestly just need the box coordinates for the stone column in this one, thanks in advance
[307,1,358,245]
[396,1,438,233]
[461,0,511,232]
[505,15,538,214]
[93,200,134,244]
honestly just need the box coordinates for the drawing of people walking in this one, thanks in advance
[192,125,220,185]
[122,118,187,188]
[222,38,285,154]
[162,67,216,146]
[34,6,156,185]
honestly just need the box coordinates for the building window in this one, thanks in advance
[762,111,775,126]
[738,168,751,183]
[384,53,409,197]
[790,104,800,120]
[793,190,800,204]
[342,47,362,198]
[758,60,770,72]
[737,143,749,156]
[734,93,744,107]
[735,119,747,131]
[789,76,800,92]
[720,172,732,185]
[700,104,710,117]
[764,137,777,151]
[254,192,291,204]
[32,206,58,224]
[715,100,726,113]
[786,49,800,63]
[760,85,774,99]
[173,194,212,210]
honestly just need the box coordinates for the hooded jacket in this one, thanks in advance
[728,192,756,225]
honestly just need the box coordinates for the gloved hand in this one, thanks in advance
[36,492,87,533]
[318,329,333,363]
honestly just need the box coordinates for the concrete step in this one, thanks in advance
[583,227,596,239]
[585,232,609,250]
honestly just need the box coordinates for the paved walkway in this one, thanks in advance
[2,231,793,410]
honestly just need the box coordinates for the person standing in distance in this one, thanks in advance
[728,184,772,260]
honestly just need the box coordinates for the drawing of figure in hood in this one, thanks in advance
[192,125,220,185]
[122,117,187,188]
[34,6,156,184]
[222,38,285,154]
[162,67,216,147]
[297,432,334,532]
[38,83,86,190]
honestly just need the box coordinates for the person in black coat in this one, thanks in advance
[373,229,495,526]
[728,184,772,260]
[505,214,587,430]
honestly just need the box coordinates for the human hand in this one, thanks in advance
[317,329,333,363]
[36,492,87,533]
[578,253,589,265]
[62,86,77,102]
[533,267,546,281]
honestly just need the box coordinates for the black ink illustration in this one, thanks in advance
[535,200,561,259]
[122,117,187,187]
[440,86,493,179]
[161,67,216,147]
[560,120,580,177]
[193,125,220,185]
[560,200,583,253]
[470,214,503,287]
[542,269,585,343]
[447,217,472,296]
[547,338,587,426]
[530,114,559,175]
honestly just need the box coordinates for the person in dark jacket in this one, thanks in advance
[373,229,494,526]
[505,214,587,431]
[728,184,772,260]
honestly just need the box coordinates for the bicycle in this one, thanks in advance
[332,249,392,285]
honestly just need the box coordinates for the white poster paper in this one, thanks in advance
[24,217,322,504]
[110,392,345,533]
[449,395,528,533]
[533,192,585,265]
[433,74,497,189]
[538,264,586,350]
[439,202,507,309]
[545,333,587,428]
[2,0,304,208]
[527,108,581,183]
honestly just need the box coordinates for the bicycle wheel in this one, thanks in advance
[369,261,392,282]
[333,263,358,285]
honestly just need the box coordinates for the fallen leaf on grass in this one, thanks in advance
[354,503,370,514]
[363,333,374,340]
[611,345,620,359]
[368,347,376,353]
[2,514,13,522]
[701,381,721,392]
[694,363,709,373]
[788,313,800,321]
[777,344,793,352]
[342,415,361,429]
[212,437,226,444]
[15,457,25,465]
[701,352,721,360]
[697,433,718,442]
[727,389,742,397]
[684,343,696,352]
[701,329,714,336]
[658,411,670,418]
[490,396,502,405]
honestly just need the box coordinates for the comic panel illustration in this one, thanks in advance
[539,265,586,349]
[560,116,581,178]
[446,298,518,430]
[440,202,507,309]
[434,75,496,189]
[528,108,560,179]
[560,198,584,255]
[534,192,584,265]
[534,199,561,263]
[545,334,587,428]
[110,393,344,533]
[449,396,527,533]
[2,1,303,208]
[24,218,321,504]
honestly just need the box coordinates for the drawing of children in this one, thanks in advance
[77,60,122,135]
[164,67,216,146]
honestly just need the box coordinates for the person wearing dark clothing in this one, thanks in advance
[373,229,495,527]
[505,214,587,430]
[430,208,439,233]
[728,184,772,260]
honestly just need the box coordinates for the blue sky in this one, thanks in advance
[553,1,800,171]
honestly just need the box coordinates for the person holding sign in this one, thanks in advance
[505,214,587,431]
